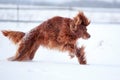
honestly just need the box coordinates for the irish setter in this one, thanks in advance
[2,11,90,64]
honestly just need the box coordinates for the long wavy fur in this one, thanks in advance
[1,11,90,65]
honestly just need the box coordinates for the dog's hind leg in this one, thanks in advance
[29,41,40,60]
[8,31,41,61]
[8,40,40,61]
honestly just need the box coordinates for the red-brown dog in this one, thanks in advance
[2,11,90,64]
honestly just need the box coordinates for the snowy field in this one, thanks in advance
[0,23,120,80]
[0,4,120,80]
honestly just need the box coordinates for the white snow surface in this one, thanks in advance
[0,22,120,80]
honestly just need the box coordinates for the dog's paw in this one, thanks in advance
[69,54,75,59]
[79,56,87,64]
[7,56,16,61]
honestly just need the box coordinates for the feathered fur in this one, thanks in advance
[2,30,25,44]
[1,11,90,64]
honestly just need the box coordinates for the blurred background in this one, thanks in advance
[1,2,120,80]
[0,0,120,30]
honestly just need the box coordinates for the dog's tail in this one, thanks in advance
[1,30,25,44]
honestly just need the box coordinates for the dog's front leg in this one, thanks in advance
[65,44,87,64]
[63,44,76,58]
[75,46,87,64]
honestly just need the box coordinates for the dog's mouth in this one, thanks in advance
[82,34,91,40]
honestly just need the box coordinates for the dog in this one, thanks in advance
[1,11,90,64]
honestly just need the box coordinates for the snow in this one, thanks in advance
[0,5,120,80]
[1,23,120,80]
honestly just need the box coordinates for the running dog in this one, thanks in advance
[2,11,90,64]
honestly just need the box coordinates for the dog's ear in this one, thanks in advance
[70,12,83,33]
[70,23,77,32]
[73,12,82,26]
[74,11,90,26]
[80,11,90,26]
[70,21,78,33]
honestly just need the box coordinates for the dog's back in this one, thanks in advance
[31,16,75,50]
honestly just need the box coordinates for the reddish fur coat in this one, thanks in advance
[2,11,90,64]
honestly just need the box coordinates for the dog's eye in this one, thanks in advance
[73,26,75,28]
[70,25,77,31]
[84,28,87,31]
[82,26,87,31]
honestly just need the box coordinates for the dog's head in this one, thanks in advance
[70,11,90,39]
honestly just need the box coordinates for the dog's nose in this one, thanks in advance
[88,34,91,38]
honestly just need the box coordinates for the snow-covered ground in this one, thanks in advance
[0,23,120,80]
[0,4,120,80]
